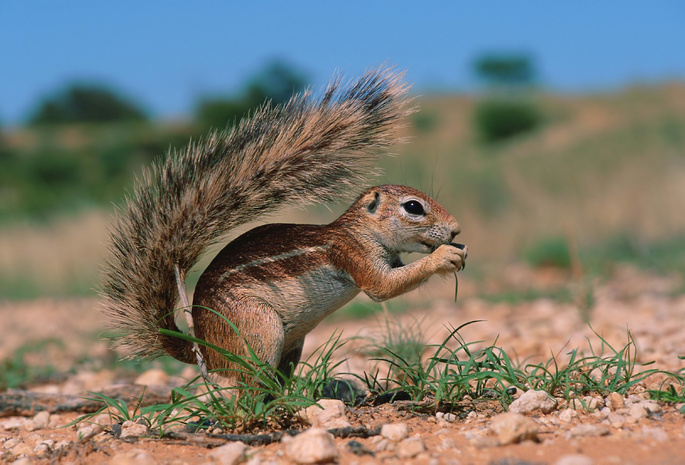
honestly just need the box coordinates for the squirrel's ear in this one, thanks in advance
[367,191,380,214]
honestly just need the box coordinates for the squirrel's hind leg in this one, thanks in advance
[193,296,285,387]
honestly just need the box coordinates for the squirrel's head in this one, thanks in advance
[345,185,461,254]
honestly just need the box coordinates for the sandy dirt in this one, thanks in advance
[1,265,684,464]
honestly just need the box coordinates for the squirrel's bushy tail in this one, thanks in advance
[101,67,411,360]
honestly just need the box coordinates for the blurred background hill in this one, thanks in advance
[1,2,684,300]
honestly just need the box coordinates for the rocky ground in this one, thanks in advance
[1,265,684,464]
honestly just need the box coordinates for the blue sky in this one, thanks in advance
[2,2,684,124]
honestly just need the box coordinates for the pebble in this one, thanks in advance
[628,404,648,419]
[606,392,624,411]
[299,399,351,429]
[508,390,557,414]
[398,436,426,459]
[24,411,51,432]
[134,368,170,386]
[554,454,595,465]
[11,442,33,457]
[488,412,539,445]
[207,441,247,464]
[3,438,20,449]
[436,412,457,422]
[641,427,668,442]
[77,423,104,442]
[1,418,26,431]
[594,407,610,420]
[282,428,338,464]
[110,448,158,464]
[381,422,409,442]
[559,409,578,422]
[120,420,149,439]
[567,424,610,438]
[33,439,55,456]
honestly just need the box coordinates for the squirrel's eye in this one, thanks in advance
[403,200,425,216]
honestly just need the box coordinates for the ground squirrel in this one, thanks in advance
[102,67,467,387]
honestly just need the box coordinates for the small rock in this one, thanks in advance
[381,422,409,442]
[120,420,148,439]
[11,442,33,457]
[567,424,610,438]
[282,428,338,464]
[559,409,578,422]
[642,401,662,414]
[606,392,625,411]
[374,438,393,452]
[3,438,20,449]
[398,437,426,459]
[299,399,351,429]
[628,403,648,419]
[608,412,625,428]
[110,449,158,464]
[77,424,104,442]
[34,439,55,456]
[584,396,601,411]
[1,418,26,431]
[92,413,115,426]
[594,407,610,420]
[207,441,247,464]
[440,438,456,450]
[134,368,169,386]
[641,427,668,442]
[488,412,539,445]
[443,413,457,422]
[555,454,595,465]
[508,390,557,414]
[23,420,38,432]
[54,440,71,453]
[33,411,51,429]
[25,410,51,432]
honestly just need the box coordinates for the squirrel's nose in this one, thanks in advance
[449,222,461,241]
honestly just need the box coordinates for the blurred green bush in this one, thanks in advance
[473,99,541,143]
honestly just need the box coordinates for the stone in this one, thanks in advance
[398,436,426,458]
[606,392,625,411]
[488,412,539,445]
[11,442,33,457]
[207,441,247,464]
[559,409,578,422]
[380,422,409,441]
[628,403,648,419]
[1,418,25,431]
[134,368,170,386]
[508,390,557,414]
[299,399,351,429]
[567,424,610,438]
[77,424,104,441]
[120,420,149,439]
[3,438,20,449]
[110,449,158,464]
[641,427,668,442]
[34,439,55,456]
[436,412,457,422]
[282,428,338,464]
[554,454,595,465]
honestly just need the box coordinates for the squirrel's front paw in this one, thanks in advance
[431,243,467,273]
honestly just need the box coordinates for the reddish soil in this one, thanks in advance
[1,265,684,464]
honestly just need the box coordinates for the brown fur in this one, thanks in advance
[191,184,466,382]
[101,68,467,387]
[101,68,412,361]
